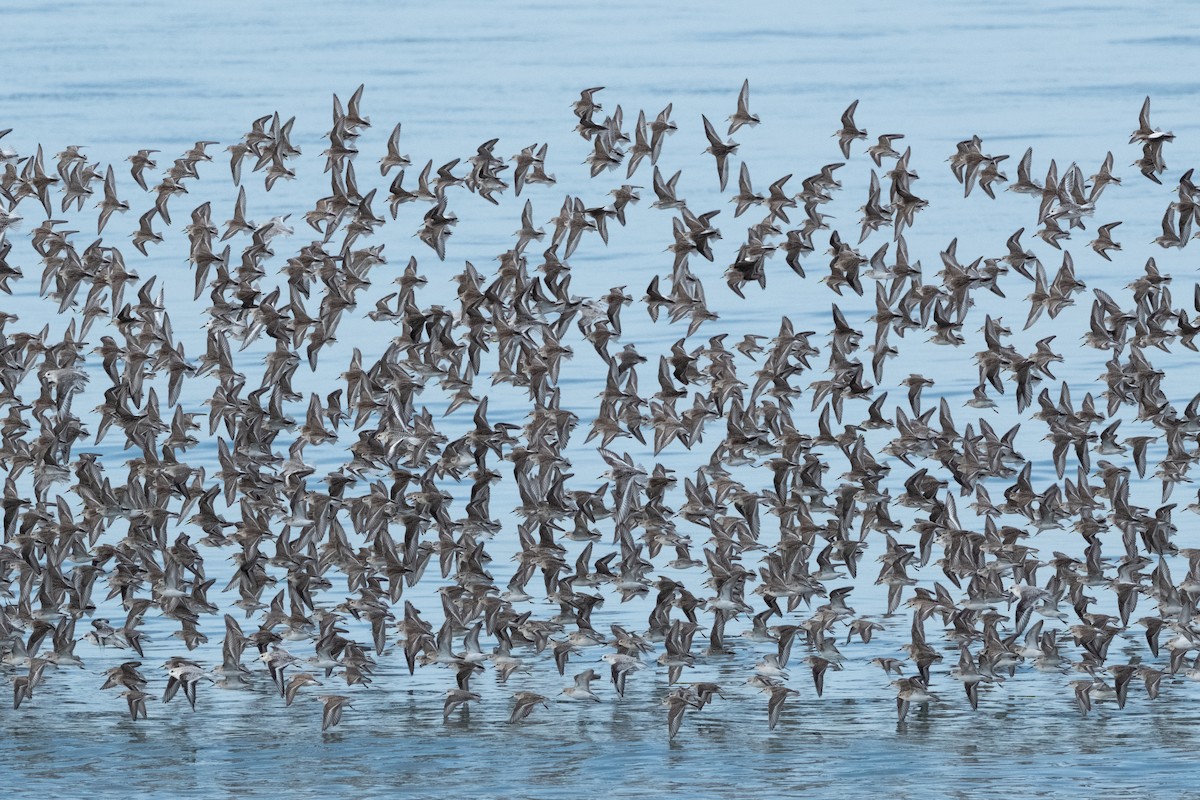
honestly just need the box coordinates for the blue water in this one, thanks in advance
[3,1,1200,797]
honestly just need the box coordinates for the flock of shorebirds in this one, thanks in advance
[0,83,1198,739]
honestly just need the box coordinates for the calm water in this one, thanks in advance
[4,1,1200,797]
